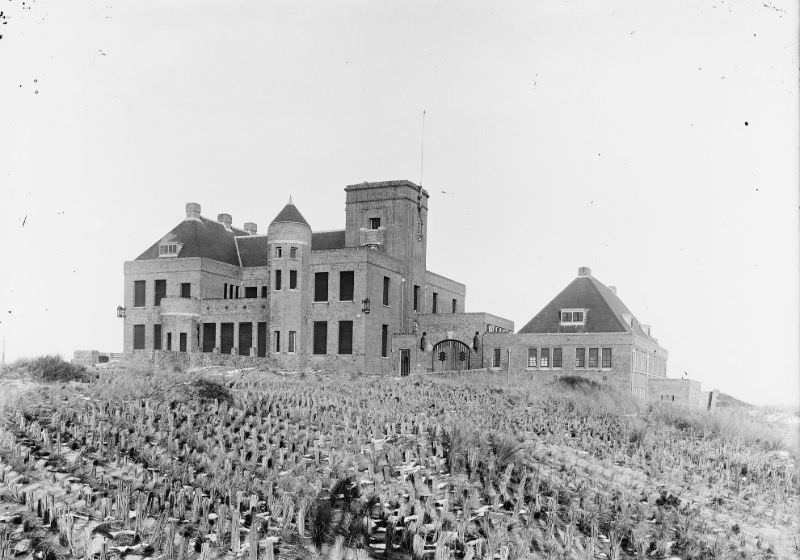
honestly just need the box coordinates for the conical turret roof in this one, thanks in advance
[271,198,309,226]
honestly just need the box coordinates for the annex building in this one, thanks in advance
[123,180,513,376]
[483,267,714,408]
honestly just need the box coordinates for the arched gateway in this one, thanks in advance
[432,339,471,372]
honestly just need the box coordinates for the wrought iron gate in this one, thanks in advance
[432,339,471,372]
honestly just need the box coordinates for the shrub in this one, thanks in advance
[189,378,233,405]
[19,355,89,383]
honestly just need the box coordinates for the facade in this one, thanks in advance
[122,180,513,375]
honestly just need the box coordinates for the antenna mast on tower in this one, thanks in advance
[419,110,426,187]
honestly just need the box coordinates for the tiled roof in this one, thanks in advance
[235,235,270,267]
[311,230,346,251]
[271,203,309,226]
[518,273,655,340]
[135,217,247,266]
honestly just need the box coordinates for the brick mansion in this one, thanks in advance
[121,179,713,406]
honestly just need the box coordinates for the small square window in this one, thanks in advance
[369,217,381,230]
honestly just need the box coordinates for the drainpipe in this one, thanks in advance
[507,348,511,385]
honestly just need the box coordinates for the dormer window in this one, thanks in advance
[560,308,586,325]
[158,243,181,257]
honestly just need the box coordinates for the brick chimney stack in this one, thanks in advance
[217,213,232,231]
[243,222,258,235]
[185,202,201,221]
[578,266,592,277]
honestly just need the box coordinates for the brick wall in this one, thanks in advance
[483,331,637,395]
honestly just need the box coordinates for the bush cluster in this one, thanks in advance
[15,355,89,383]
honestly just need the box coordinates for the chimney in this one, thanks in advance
[185,202,201,221]
[642,324,652,337]
[608,285,617,295]
[217,213,232,231]
[578,266,592,277]
[243,222,258,235]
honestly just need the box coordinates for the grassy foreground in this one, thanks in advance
[0,360,797,560]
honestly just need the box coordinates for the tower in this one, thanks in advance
[267,199,312,367]
[344,180,429,331]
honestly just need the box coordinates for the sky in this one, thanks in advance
[1,0,798,405]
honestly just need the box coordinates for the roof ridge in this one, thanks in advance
[585,276,628,332]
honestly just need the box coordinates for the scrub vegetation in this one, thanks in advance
[0,363,796,560]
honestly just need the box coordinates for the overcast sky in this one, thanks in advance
[1,0,797,405]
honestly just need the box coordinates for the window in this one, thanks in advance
[560,309,586,325]
[288,331,296,353]
[154,280,166,306]
[229,284,234,299]
[166,332,172,351]
[540,348,550,368]
[261,286,268,298]
[492,348,501,368]
[158,243,180,257]
[180,283,191,298]
[274,331,281,352]
[381,324,389,358]
[602,348,612,368]
[314,272,329,302]
[338,321,353,354]
[235,285,239,299]
[452,299,457,313]
[413,285,420,311]
[133,324,145,350]
[588,347,599,368]
[245,286,257,298]
[553,348,563,368]
[179,332,187,352]
[202,323,216,353]
[238,323,252,356]
[527,348,537,368]
[290,270,298,289]
[153,324,162,350]
[275,270,282,290]
[275,246,282,258]
[223,283,228,300]
[432,292,438,314]
[383,276,390,306]
[575,347,586,368]
[290,246,298,259]
[339,271,354,301]
[313,321,328,354]
[134,281,146,307]
[220,323,234,354]
[369,217,381,230]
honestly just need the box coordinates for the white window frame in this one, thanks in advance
[158,242,182,257]
[560,308,587,326]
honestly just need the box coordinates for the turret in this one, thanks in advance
[267,198,312,366]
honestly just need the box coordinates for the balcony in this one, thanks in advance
[160,297,201,316]
[359,227,385,249]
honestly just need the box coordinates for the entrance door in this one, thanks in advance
[432,339,471,372]
[400,349,410,376]
[179,332,187,352]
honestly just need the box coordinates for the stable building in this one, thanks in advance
[122,180,513,375]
